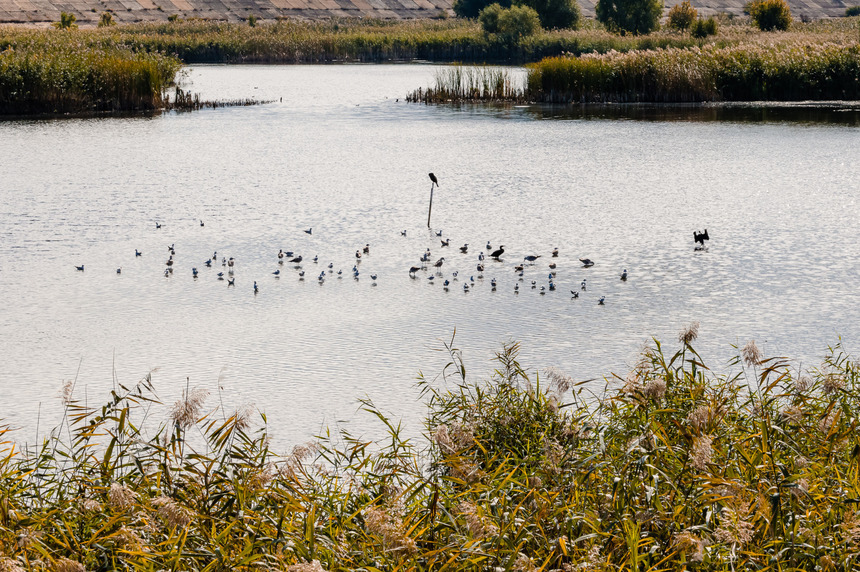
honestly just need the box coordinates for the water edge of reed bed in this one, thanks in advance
[528,41,860,103]
[2,331,860,570]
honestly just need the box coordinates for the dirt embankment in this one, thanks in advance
[0,0,850,26]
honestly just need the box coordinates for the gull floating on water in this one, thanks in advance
[524,255,541,263]
[116,267,121,274]
[441,239,450,247]
[254,281,258,293]
[228,277,235,286]
[552,248,558,257]
[433,257,445,268]
[459,244,469,253]
[598,296,605,305]
[621,269,628,281]
[580,258,594,268]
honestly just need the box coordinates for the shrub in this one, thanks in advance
[596,0,663,34]
[690,15,718,37]
[247,14,258,26]
[479,3,505,33]
[748,0,791,30]
[98,11,115,27]
[498,4,542,41]
[667,0,697,30]
[167,13,179,22]
[846,5,860,16]
[53,11,77,29]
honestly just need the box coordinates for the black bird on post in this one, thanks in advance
[693,229,710,246]
[427,173,439,228]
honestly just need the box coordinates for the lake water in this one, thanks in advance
[1,64,859,450]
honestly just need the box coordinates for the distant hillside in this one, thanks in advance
[0,0,851,26]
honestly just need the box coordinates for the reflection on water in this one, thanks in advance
[445,101,860,125]
[0,64,858,450]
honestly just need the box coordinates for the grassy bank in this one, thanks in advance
[2,331,860,570]
[0,19,708,65]
[527,40,860,102]
[0,32,181,114]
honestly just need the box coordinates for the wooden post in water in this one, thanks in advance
[427,173,438,228]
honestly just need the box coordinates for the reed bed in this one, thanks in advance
[2,331,860,570]
[1,19,716,65]
[527,40,860,102]
[407,65,524,102]
[0,31,181,114]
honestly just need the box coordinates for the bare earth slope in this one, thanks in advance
[0,0,850,27]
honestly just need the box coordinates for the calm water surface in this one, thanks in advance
[1,65,858,448]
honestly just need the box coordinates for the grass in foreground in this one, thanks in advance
[2,328,860,570]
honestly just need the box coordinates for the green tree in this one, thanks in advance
[53,11,77,29]
[748,0,791,30]
[667,0,697,30]
[98,11,115,27]
[497,4,542,41]
[478,3,505,33]
[690,16,718,37]
[595,0,663,34]
[457,0,580,29]
[455,0,511,18]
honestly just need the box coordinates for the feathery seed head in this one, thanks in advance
[742,340,763,367]
[170,387,209,429]
[679,321,700,344]
[109,483,136,511]
[152,496,192,529]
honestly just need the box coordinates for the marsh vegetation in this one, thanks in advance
[2,330,860,570]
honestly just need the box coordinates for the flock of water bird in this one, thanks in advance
[73,211,710,306]
[73,172,712,303]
